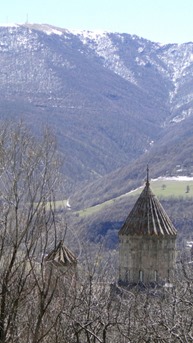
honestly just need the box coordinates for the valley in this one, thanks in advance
[0,23,193,248]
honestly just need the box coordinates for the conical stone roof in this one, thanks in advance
[119,175,177,237]
[45,240,77,266]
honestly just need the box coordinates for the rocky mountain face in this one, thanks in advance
[0,24,193,196]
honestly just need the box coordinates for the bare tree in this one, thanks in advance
[1,122,193,343]
[0,121,66,343]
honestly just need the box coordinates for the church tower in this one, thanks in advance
[118,167,177,286]
[44,240,77,291]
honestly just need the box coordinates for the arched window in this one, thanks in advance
[125,269,129,282]
[139,270,144,282]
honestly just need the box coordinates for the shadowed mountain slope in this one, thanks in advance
[0,24,193,196]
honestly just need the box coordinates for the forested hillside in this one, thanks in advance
[1,24,193,197]
[0,25,193,341]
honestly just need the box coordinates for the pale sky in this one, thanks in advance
[0,0,193,44]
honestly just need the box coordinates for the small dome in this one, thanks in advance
[44,240,77,266]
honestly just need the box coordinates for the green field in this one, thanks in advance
[122,179,193,198]
[149,179,193,197]
[46,199,68,210]
[76,179,193,217]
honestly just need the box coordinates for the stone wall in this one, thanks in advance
[119,235,176,284]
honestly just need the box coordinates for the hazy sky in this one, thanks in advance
[0,0,193,44]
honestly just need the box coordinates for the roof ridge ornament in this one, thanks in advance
[146,164,150,187]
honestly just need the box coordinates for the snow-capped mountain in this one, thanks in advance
[0,23,193,193]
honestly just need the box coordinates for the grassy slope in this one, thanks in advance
[75,179,193,217]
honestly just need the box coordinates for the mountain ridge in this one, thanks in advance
[0,23,193,198]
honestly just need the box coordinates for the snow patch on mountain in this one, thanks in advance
[158,43,193,104]
[170,109,192,123]
[73,30,138,85]
[43,28,63,36]
[31,24,64,36]
[152,176,193,182]
[71,29,107,40]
